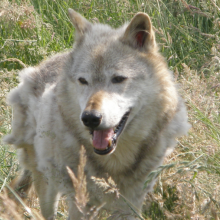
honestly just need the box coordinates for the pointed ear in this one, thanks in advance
[121,13,157,52]
[68,8,91,40]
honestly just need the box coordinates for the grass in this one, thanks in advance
[0,0,220,219]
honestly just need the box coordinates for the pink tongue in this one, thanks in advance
[92,128,114,150]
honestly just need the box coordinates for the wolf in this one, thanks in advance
[4,8,190,220]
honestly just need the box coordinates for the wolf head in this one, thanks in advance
[65,9,177,156]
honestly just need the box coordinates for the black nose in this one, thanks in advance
[81,110,102,129]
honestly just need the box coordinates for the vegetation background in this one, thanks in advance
[0,0,219,219]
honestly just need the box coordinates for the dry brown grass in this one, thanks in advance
[67,146,90,219]
[145,58,220,219]
[0,0,36,30]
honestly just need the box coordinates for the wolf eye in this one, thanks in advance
[78,77,88,85]
[112,76,127,84]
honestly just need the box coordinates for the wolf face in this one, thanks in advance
[66,9,167,155]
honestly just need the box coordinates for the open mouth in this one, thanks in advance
[90,111,130,155]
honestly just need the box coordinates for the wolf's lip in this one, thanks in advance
[91,110,130,155]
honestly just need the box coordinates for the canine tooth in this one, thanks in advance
[90,137,93,146]
[108,139,112,147]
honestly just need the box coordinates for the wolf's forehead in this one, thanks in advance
[90,52,106,80]
[80,43,119,78]
[77,42,144,81]
[75,26,142,79]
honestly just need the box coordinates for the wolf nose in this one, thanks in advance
[81,110,102,128]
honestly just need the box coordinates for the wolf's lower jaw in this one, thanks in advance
[92,110,131,155]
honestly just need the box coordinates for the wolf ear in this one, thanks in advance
[68,8,91,40]
[121,13,157,52]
